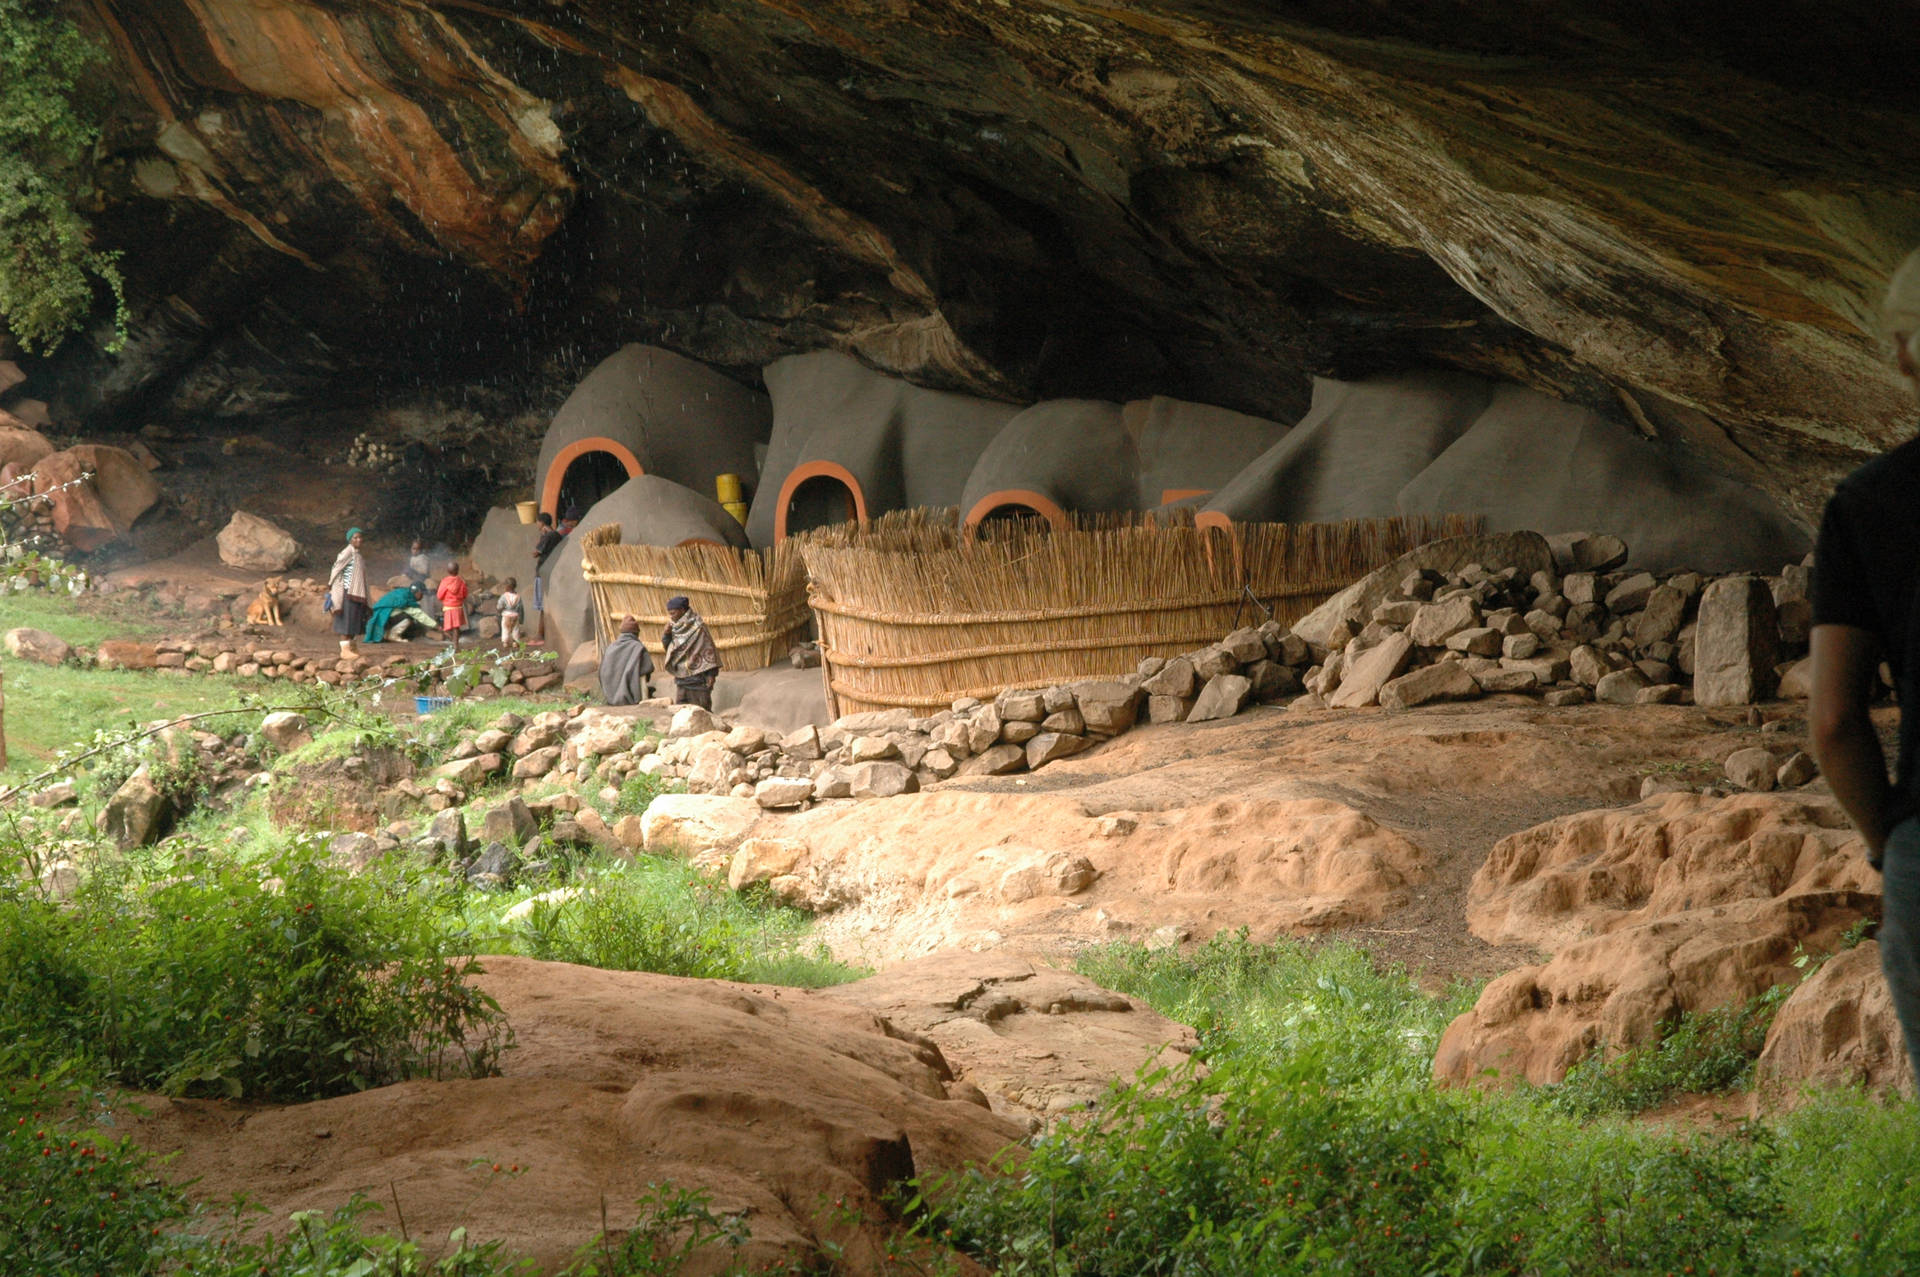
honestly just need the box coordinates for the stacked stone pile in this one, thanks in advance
[6,617,563,695]
[610,537,1831,805]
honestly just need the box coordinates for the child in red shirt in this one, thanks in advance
[436,562,469,650]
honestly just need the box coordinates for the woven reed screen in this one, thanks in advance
[798,509,1484,716]
[578,524,811,671]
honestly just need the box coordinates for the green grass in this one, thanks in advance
[0,588,169,645]
[914,931,1920,1276]
[0,664,273,785]
[465,853,864,988]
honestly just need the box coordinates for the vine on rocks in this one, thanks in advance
[0,0,127,354]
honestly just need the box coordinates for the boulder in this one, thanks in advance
[1546,532,1630,574]
[1602,571,1658,613]
[259,711,312,753]
[1724,746,1779,791]
[424,809,470,858]
[0,423,53,470]
[995,689,1047,722]
[1593,667,1653,705]
[1141,656,1196,699]
[754,776,816,809]
[482,797,537,846]
[103,766,169,849]
[512,746,562,780]
[1328,632,1414,708]
[328,832,383,873]
[217,511,302,571]
[1379,661,1478,710]
[1073,681,1141,735]
[1753,942,1914,1110]
[957,743,1026,776]
[1777,751,1819,788]
[3,627,72,666]
[850,761,918,798]
[728,837,809,890]
[32,445,161,550]
[1633,585,1689,647]
[1407,595,1481,647]
[996,848,1101,903]
[1186,673,1251,722]
[1025,731,1090,769]
[28,780,78,808]
[641,794,762,858]
[433,753,501,785]
[1693,576,1780,706]
[570,711,638,759]
[667,705,721,737]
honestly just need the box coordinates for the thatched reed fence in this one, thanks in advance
[578,524,810,671]
[799,510,1483,716]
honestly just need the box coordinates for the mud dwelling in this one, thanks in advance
[3,4,1919,1273]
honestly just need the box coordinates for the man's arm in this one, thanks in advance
[1808,622,1894,863]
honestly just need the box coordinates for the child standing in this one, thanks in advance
[436,562,469,650]
[497,576,523,647]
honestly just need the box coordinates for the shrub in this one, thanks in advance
[928,1053,1466,1275]
[0,1071,187,1275]
[186,1196,529,1277]
[0,842,510,1099]
[0,0,127,353]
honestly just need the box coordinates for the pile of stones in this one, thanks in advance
[642,532,1832,808]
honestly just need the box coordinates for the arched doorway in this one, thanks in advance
[541,437,644,520]
[774,461,868,541]
[961,489,1069,537]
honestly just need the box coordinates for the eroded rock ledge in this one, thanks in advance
[19,1,1920,520]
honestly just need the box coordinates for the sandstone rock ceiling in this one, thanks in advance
[44,0,1920,522]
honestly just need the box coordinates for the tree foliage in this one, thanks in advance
[0,0,127,354]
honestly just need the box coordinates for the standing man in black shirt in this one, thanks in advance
[1811,246,1920,1080]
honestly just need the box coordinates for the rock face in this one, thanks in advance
[825,952,1198,1119]
[125,956,1024,1273]
[39,3,1920,525]
[1753,942,1915,1112]
[217,511,302,571]
[1437,793,1882,1088]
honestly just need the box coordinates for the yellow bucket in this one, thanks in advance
[722,500,748,525]
[515,500,538,524]
[714,473,744,504]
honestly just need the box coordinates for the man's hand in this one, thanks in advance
[1809,623,1894,865]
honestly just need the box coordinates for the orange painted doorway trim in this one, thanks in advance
[773,460,869,542]
[542,437,644,518]
[960,489,1071,536]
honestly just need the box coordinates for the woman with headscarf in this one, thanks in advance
[328,528,370,656]
[364,582,425,643]
[661,594,721,709]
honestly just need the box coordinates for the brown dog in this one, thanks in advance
[245,576,285,627]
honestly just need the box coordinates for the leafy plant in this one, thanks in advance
[558,1184,746,1276]
[0,1069,187,1275]
[0,0,127,353]
[0,839,511,1100]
